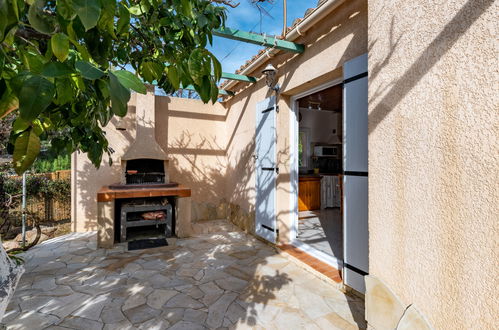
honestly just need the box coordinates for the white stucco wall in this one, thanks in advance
[71,95,227,232]
[368,0,499,328]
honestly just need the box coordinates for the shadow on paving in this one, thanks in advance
[4,223,365,329]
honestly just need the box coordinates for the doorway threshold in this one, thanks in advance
[279,241,343,283]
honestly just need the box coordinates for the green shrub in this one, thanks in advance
[31,154,70,173]
[2,175,70,202]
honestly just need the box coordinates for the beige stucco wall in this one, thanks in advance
[368,0,499,328]
[224,0,367,241]
[71,95,227,232]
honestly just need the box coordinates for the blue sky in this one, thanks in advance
[209,1,311,74]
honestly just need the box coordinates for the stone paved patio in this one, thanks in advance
[4,220,365,329]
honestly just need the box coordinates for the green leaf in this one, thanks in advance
[56,0,76,20]
[11,0,19,19]
[210,53,222,81]
[197,15,207,28]
[31,119,44,135]
[188,49,210,85]
[0,0,20,42]
[210,81,218,104]
[140,62,163,83]
[9,72,33,91]
[75,43,91,62]
[180,0,192,17]
[66,21,78,42]
[72,0,101,31]
[13,128,41,174]
[197,76,211,103]
[88,141,103,165]
[116,4,130,35]
[28,0,55,34]
[0,90,19,119]
[128,0,149,16]
[112,70,146,94]
[109,72,130,117]
[2,25,17,47]
[42,62,74,77]
[21,52,45,74]
[166,66,180,90]
[71,74,86,91]
[51,33,69,62]
[97,79,109,98]
[98,0,116,38]
[55,78,73,105]
[18,75,55,121]
[12,117,29,134]
[75,60,104,79]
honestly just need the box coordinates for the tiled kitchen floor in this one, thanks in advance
[297,209,343,260]
[5,220,364,329]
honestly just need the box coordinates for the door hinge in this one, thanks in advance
[261,167,279,174]
[262,105,279,113]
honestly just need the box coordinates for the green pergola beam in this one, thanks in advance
[181,84,234,96]
[221,72,256,83]
[213,27,304,53]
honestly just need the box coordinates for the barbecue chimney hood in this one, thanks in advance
[122,85,168,161]
[120,85,170,184]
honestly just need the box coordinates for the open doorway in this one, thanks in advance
[291,79,344,266]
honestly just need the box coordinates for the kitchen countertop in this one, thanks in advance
[299,173,343,178]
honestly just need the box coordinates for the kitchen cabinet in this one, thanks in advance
[298,176,321,211]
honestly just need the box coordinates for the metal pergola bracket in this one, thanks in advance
[180,84,234,96]
[213,27,305,53]
[221,72,257,83]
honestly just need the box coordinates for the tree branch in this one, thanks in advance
[15,27,50,40]
[210,0,240,8]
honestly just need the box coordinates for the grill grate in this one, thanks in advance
[126,172,165,185]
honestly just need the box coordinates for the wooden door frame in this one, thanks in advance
[289,77,344,269]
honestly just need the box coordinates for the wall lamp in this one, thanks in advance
[262,64,280,92]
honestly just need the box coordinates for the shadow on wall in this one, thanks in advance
[169,128,257,231]
[168,130,226,204]
[76,158,121,232]
[74,113,137,232]
[368,0,495,134]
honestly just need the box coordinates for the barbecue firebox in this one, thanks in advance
[125,158,165,184]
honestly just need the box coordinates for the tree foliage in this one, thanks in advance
[0,0,226,174]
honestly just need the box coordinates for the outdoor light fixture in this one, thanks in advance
[115,118,127,131]
[262,64,280,92]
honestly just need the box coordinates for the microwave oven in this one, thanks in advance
[314,145,339,157]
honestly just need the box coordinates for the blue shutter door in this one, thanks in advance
[343,54,369,293]
[255,96,277,243]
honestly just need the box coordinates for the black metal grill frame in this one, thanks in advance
[125,172,165,185]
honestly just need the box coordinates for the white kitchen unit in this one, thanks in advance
[321,175,340,209]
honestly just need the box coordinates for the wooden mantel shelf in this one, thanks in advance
[97,185,191,202]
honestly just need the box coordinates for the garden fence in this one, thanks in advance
[4,170,71,224]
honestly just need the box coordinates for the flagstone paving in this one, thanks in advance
[4,221,366,329]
